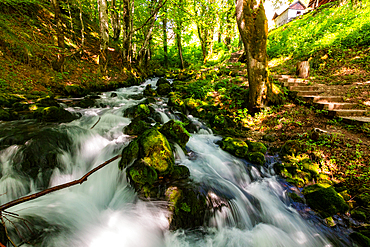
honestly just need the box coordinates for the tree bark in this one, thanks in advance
[296,61,310,78]
[111,0,121,41]
[163,5,168,67]
[51,0,65,72]
[122,0,133,68]
[78,0,85,48]
[236,0,270,112]
[98,0,109,73]
[176,27,185,69]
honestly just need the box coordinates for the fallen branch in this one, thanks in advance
[0,155,121,212]
[90,116,101,129]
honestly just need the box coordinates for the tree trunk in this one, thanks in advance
[236,0,270,112]
[296,61,310,78]
[163,5,168,67]
[111,0,121,41]
[78,0,85,48]
[98,0,109,73]
[122,0,133,68]
[176,27,185,69]
[51,0,65,72]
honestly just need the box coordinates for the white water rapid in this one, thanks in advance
[0,78,351,246]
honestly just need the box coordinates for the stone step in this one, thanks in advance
[272,74,291,79]
[284,81,309,87]
[315,102,359,110]
[328,109,369,117]
[341,117,370,124]
[289,86,321,91]
[296,91,324,96]
[279,77,308,83]
[306,96,345,103]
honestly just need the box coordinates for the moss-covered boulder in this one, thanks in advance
[119,139,140,169]
[281,140,305,156]
[124,117,151,135]
[351,208,368,221]
[246,141,267,154]
[123,104,151,119]
[143,85,157,97]
[127,160,158,185]
[34,106,78,123]
[160,120,190,148]
[157,78,171,87]
[156,83,171,96]
[76,97,96,108]
[140,129,174,175]
[218,137,248,158]
[247,152,266,166]
[165,186,208,230]
[168,92,184,111]
[350,232,370,247]
[171,165,190,180]
[64,84,88,97]
[0,108,11,121]
[36,96,59,107]
[302,183,349,218]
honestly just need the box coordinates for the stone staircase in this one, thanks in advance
[273,75,370,124]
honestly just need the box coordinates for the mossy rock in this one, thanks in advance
[0,108,11,121]
[153,69,166,77]
[288,192,304,203]
[247,152,266,166]
[351,208,368,221]
[76,97,96,108]
[156,83,171,96]
[160,120,190,148]
[36,96,59,107]
[0,93,25,107]
[157,78,171,87]
[139,129,174,175]
[350,232,370,247]
[124,117,151,135]
[357,190,370,207]
[119,139,140,169]
[183,98,203,113]
[302,183,349,218]
[301,161,320,177]
[143,85,157,97]
[168,92,184,110]
[123,104,151,119]
[218,137,248,158]
[339,190,351,201]
[127,160,158,185]
[64,84,88,97]
[281,140,305,156]
[34,106,78,123]
[246,141,267,154]
[171,165,190,180]
[165,186,208,230]
[286,177,305,187]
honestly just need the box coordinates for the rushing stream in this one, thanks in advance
[0,78,353,246]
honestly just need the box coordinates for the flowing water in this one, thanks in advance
[0,78,353,246]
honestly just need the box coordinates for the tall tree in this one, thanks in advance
[162,4,168,67]
[110,0,121,41]
[122,0,133,67]
[51,0,65,72]
[236,0,270,112]
[98,0,109,73]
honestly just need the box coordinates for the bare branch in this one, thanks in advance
[133,0,168,33]
[0,155,122,212]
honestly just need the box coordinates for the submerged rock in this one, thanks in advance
[33,106,78,123]
[302,183,349,218]
[165,186,208,230]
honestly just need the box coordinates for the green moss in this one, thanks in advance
[119,139,139,169]
[219,137,249,158]
[140,129,174,175]
[301,160,320,177]
[351,209,367,221]
[281,140,304,156]
[157,83,171,96]
[302,183,349,217]
[171,165,190,180]
[65,84,87,97]
[35,106,77,123]
[288,192,304,203]
[247,141,267,154]
[124,117,150,135]
[350,232,370,247]
[128,160,158,185]
[248,152,266,166]
[168,92,184,110]
[124,104,151,119]
[143,85,157,97]
[160,119,190,148]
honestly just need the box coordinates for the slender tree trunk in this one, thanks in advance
[67,0,74,38]
[122,0,132,67]
[98,0,109,73]
[111,0,121,41]
[163,5,168,67]
[78,0,85,48]
[236,0,270,112]
[137,0,163,67]
[51,0,65,72]
[176,27,184,69]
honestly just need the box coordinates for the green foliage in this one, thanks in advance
[268,2,370,59]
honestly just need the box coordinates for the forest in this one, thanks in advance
[0,0,370,246]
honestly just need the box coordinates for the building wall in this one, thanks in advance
[274,9,303,27]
